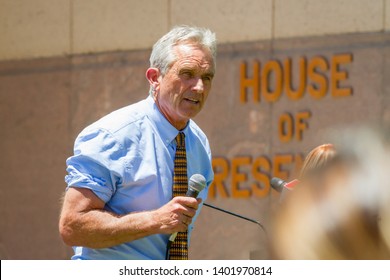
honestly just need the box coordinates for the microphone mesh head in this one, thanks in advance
[270,177,284,192]
[189,174,206,192]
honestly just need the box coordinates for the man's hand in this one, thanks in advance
[153,196,202,234]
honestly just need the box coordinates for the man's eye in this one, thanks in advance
[202,76,212,82]
[181,72,193,78]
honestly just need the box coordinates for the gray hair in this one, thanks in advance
[149,25,217,76]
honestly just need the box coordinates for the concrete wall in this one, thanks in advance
[1,0,390,259]
[1,0,390,61]
[0,58,72,259]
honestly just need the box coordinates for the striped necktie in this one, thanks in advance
[168,132,188,260]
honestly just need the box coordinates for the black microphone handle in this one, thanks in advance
[203,202,266,233]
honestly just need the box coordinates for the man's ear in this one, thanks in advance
[146,68,161,91]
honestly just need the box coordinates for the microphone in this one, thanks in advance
[271,177,299,203]
[186,173,207,198]
[166,174,206,259]
[169,174,206,242]
[270,177,299,193]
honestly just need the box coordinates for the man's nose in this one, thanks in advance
[192,77,204,94]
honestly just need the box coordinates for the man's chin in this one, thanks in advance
[180,110,201,121]
[180,105,203,118]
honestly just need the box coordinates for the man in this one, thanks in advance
[59,26,216,260]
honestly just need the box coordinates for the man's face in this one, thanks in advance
[155,43,215,129]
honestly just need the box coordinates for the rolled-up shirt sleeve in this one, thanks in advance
[65,128,125,203]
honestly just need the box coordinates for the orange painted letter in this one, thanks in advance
[240,61,260,103]
[209,157,230,199]
[231,157,251,198]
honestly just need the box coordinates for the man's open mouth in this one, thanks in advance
[184,98,200,104]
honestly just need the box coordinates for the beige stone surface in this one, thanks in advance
[386,0,390,31]
[171,0,272,43]
[0,57,72,259]
[0,0,70,60]
[0,0,389,61]
[72,0,168,54]
[69,51,150,137]
[274,0,384,38]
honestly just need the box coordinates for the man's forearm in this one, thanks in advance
[60,209,160,248]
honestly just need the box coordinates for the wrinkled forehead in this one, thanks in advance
[172,42,215,71]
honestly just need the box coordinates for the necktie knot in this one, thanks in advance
[176,132,185,148]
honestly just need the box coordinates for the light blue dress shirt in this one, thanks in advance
[65,96,213,260]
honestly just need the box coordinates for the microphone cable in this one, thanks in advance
[203,202,267,235]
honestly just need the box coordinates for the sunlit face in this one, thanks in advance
[154,43,215,129]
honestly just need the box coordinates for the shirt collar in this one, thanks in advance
[145,96,190,146]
